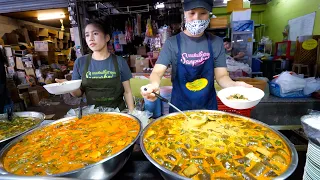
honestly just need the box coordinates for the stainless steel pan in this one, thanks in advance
[140,110,298,180]
[0,111,45,149]
[0,112,142,180]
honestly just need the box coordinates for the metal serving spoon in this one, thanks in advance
[143,88,189,119]
[7,107,13,121]
[78,97,83,119]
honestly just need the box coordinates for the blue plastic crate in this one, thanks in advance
[269,82,310,98]
[252,58,261,72]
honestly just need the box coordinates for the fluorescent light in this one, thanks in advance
[38,13,65,21]
[155,2,165,9]
[223,0,229,3]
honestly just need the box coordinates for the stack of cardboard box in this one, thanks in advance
[34,41,56,64]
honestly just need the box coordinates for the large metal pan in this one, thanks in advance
[0,111,45,149]
[140,110,299,180]
[0,112,142,180]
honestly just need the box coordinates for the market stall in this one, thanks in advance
[1,0,320,180]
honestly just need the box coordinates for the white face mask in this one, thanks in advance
[185,19,210,36]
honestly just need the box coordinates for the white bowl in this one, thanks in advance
[43,80,82,95]
[217,86,265,109]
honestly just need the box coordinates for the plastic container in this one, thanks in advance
[217,97,252,117]
[269,82,310,98]
[160,86,173,115]
[252,58,262,72]
[144,98,162,118]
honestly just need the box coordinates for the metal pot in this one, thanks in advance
[0,112,142,180]
[140,110,299,180]
[0,111,45,149]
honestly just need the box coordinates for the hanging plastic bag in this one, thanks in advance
[129,109,153,129]
[304,78,320,95]
[273,71,306,93]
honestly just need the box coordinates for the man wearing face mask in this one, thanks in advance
[141,0,252,112]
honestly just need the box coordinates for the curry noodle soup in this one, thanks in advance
[143,111,291,180]
[3,114,140,176]
[0,117,41,141]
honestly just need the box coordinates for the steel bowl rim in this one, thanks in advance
[140,110,298,180]
[0,112,142,177]
[0,111,45,144]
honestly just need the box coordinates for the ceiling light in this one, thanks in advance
[155,2,165,9]
[223,0,229,3]
[38,13,65,21]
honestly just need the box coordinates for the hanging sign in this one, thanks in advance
[302,39,318,50]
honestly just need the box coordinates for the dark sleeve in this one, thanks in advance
[72,58,82,80]
[155,38,175,66]
[118,56,132,82]
[213,37,227,68]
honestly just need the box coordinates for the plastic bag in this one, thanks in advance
[304,78,320,95]
[65,105,120,118]
[129,109,153,129]
[301,110,320,145]
[273,71,306,94]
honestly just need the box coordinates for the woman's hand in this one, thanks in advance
[233,81,253,88]
[140,83,160,102]
[55,78,83,97]
[55,79,68,83]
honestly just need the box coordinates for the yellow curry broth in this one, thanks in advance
[143,112,291,180]
[4,114,140,176]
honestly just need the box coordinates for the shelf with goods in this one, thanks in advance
[206,26,230,38]
[231,20,255,67]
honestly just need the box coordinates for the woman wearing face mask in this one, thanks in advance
[141,0,252,112]
[56,16,134,112]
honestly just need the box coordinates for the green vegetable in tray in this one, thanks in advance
[0,117,40,140]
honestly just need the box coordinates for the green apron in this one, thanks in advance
[81,54,126,111]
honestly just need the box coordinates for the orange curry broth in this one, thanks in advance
[3,114,140,176]
[143,112,291,180]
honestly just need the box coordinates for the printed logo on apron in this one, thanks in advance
[185,78,208,92]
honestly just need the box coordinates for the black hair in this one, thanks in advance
[223,38,231,43]
[86,16,112,36]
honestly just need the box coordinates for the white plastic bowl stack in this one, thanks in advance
[43,80,82,95]
[302,114,320,180]
[217,86,265,109]
[304,141,320,180]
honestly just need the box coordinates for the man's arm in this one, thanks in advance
[215,67,252,88]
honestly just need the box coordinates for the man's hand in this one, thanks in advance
[233,81,253,88]
[55,79,68,83]
[140,83,160,102]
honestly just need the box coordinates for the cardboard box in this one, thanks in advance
[28,85,50,106]
[48,29,59,37]
[25,67,36,76]
[39,28,48,37]
[16,57,25,70]
[130,55,141,67]
[137,46,147,56]
[59,31,64,40]
[210,16,228,28]
[135,58,149,73]
[4,46,13,57]
[34,41,55,51]
[230,9,252,22]
[3,33,18,45]
[38,51,56,64]
[58,40,64,49]
[227,0,244,13]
